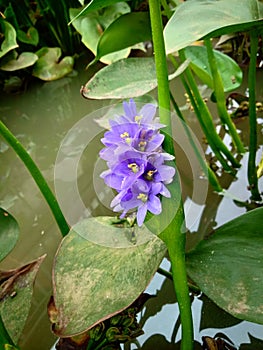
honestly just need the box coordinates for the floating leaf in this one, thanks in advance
[17,27,39,46]
[0,20,18,59]
[50,216,166,337]
[0,255,46,344]
[94,12,151,63]
[32,47,74,81]
[164,0,263,54]
[82,57,190,99]
[0,52,38,71]
[184,46,243,93]
[186,207,263,324]
[0,208,19,263]
[70,4,131,64]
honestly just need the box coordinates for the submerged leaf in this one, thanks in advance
[0,255,46,344]
[184,46,243,93]
[186,207,263,324]
[51,216,166,337]
[164,0,263,54]
[32,47,74,81]
[0,208,19,263]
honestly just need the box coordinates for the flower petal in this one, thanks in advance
[137,203,148,226]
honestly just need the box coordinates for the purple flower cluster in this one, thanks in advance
[100,99,175,226]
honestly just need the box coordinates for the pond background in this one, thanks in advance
[0,59,263,349]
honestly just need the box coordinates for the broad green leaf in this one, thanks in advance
[0,208,19,263]
[70,4,131,64]
[186,207,263,324]
[94,12,151,63]
[0,20,18,59]
[184,46,243,93]
[50,216,166,337]
[17,27,39,46]
[0,255,46,344]
[32,47,74,81]
[164,0,263,54]
[82,57,190,99]
[69,0,125,24]
[0,52,38,71]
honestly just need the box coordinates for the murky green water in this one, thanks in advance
[0,65,263,349]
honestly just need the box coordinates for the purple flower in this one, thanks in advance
[100,99,175,226]
[112,179,162,227]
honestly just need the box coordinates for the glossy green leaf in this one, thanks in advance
[82,57,190,99]
[0,208,19,263]
[69,0,124,24]
[184,46,243,93]
[0,20,18,59]
[164,0,263,54]
[0,52,38,71]
[69,4,131,64]
[51,216,166,337]
[186,207,263,324]
[0,255,46,344]
[94,12,151,63]
[32,47,74,81]
[17,27,39,46]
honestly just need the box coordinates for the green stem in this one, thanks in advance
[170,91,223,192]
[148,2,194,350]
[178,50,240,170]
[204,38,245,154]
[0,120,70,237]
[247,31,261,201]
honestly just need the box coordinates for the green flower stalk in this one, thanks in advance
[204,38,245,154]
[148,1,194,350]
[0,120,69,237]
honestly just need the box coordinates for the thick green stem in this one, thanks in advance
[148,1,194,350]
[247,31,261,201]
[0,120,70,237]
[178,50,240,170]
[204,38,245,154]
[170,91,223,192]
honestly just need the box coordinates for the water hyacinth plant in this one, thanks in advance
[100,99,175,226]
[0,0,263,349]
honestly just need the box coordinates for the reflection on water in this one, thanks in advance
[0,66,263,349]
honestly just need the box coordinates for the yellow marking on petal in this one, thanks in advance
[138,141,147,151]
[144,169,157,181]
[128,163,139,173]
[137,193,148,202]
[135,115,142,123]
[120,131,129,138]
